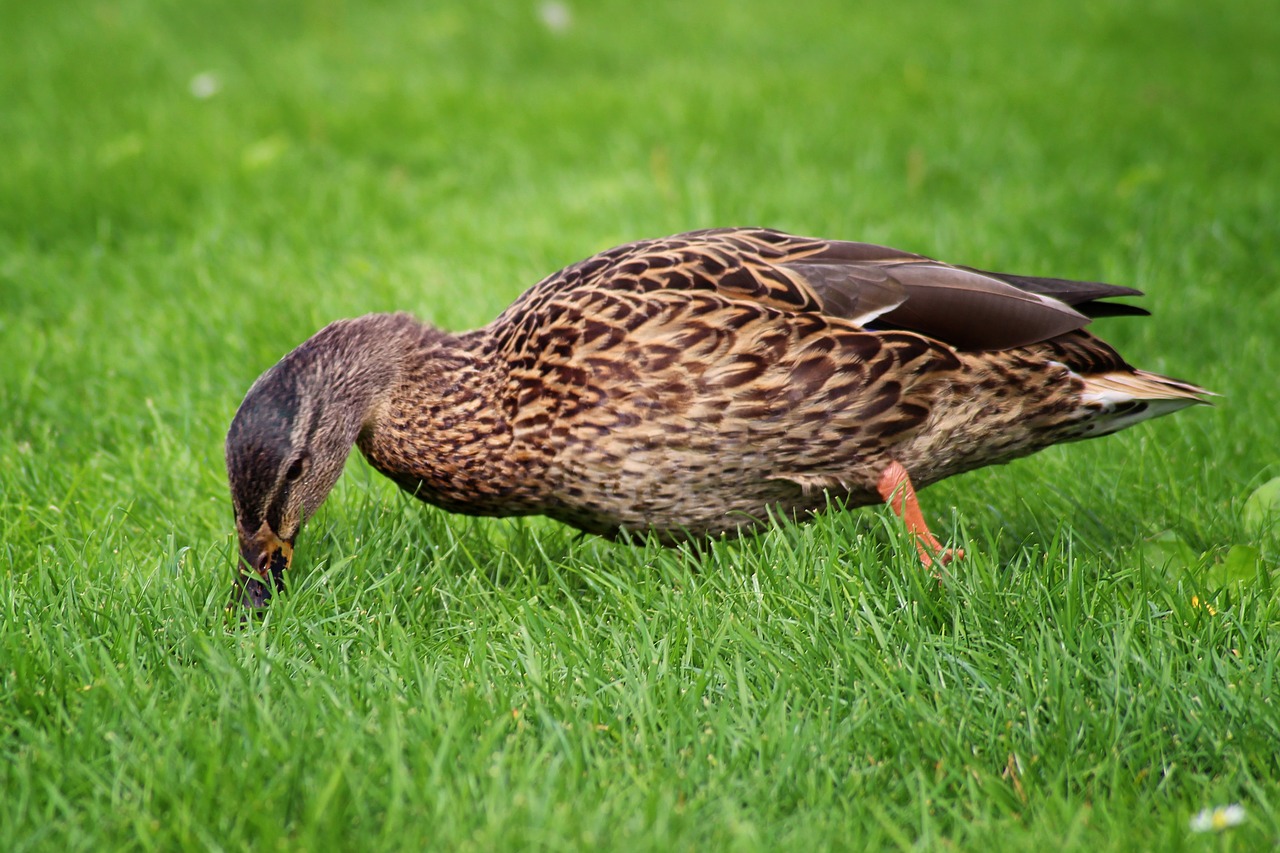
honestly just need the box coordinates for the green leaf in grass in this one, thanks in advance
[1141,530,1198,575]
[1209,545,1261,588]
[1243,477,1280,535]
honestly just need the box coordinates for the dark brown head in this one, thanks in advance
[225,314,414,611]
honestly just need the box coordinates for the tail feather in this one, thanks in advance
[1075,369,1214,438]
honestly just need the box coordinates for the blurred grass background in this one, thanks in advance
[1,0,1278,849]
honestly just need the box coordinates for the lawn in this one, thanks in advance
[2,0,1279,849]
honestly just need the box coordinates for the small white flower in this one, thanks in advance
[188,72,221,99]
[538,1,571,34]
[1189,803,1246,833]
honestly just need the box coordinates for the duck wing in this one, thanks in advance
[788,237,1147,350]
[497,228,1145,352]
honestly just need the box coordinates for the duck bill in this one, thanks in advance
[232,525,294,610]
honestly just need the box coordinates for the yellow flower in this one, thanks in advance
[1190,595,1218,616]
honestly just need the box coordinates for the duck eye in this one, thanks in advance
[284,453,309,483]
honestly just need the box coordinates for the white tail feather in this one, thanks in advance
[1074,369,1212,437]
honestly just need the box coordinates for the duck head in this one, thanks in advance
[225,359,352,610]
[224,316,410,611]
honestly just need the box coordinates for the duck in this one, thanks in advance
[225,227,1209,608]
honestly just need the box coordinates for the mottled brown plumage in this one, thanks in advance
[226,228,1209,607]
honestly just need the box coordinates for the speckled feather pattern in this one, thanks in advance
[334,228,1205,542]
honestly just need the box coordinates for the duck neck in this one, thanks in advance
[354,326,543,516]
[289,313,426,442]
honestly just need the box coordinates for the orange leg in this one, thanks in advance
[876,460,962,570]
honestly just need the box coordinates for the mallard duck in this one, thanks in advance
[226,228,1209,608]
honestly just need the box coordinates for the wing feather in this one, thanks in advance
[873,263,1090,350]
[496,228,1145,353]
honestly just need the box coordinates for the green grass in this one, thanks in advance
[2,0,1279,849]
